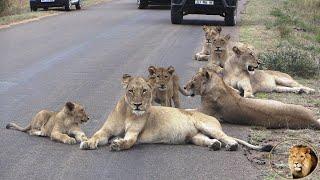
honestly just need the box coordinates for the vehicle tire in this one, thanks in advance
[224,10,236,26]
[171,5,183,24]
[30,6,37,11]
[75,0,82,10]
[137,0,148,9]
[65,0,72,11]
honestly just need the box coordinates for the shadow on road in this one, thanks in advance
[182,19,225,26]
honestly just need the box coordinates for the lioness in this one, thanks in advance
[288,145,318,179]
[148,65,190,108]
[208,34,231,68]
[184,66,320,129]
[80,74,272,151]
[6,102,89,144]
[223,45,315,98]
[194,26,222,61]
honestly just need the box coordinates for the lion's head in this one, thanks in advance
[64,102,89,123]
[122,74,153,116]
[211,34,231,54]
[288,145,317,178]
[203,25,222,42]
[232,45,261,75]
[184,65,223,97]
[148,66,175,91]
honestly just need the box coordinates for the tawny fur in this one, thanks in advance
[288,145,318,179]
[194,26,222,61]
[6,102,89,144]
[223,45,315,98]
[80,75,270,151]
[184,66,320,129]
[148,66,190,108]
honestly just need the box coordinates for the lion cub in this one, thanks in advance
[148,66,190,108]
[288,145,318,179]
[6,102,89,144]
[208,34,231,67]
[194,25,222,61]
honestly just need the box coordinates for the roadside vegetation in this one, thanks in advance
[240,0,320,179]
[0,0,110,26]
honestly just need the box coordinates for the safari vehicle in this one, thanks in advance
[29,0,82,11]
[137,0,171,9]
[171,0,238,26]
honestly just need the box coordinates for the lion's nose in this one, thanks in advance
[134,103,142,108]
[160,84,165,88]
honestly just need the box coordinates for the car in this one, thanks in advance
[137,0,171,9]
[171,0,238,26]
[29,0,82,11]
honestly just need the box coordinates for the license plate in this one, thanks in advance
[41,0,55,2]
[195,0,214,5]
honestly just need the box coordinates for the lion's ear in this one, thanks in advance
[167,66,175,75]
[224,34,231,41]
[122,74,132,88]
[148,66,156,75]
[215,26,222,34]
[202,25,207,31]
[147,76,156,89]
[306,147,311,154]
[65,102,75,112]
[232,46,243,56]
[203,69,212,80]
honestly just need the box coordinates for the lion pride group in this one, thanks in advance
[6,26,319,155]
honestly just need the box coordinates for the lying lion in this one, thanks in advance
[194,26,221,61]
[148,65,190,108]
[288,145,318,179]
[223,45,315,98]
[184,66,320,129]
[6,102,89,144]
[80,74,272,151]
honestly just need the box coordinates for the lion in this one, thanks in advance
[80,74,272,152]
[223,45,315,98]
[184,66,320,129]
[288,145,318,179]
[6,102,89,144]
[194,26,222,61]
[208,34,231,68]
[148,65,190,108]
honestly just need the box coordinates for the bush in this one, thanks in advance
[0,1,10,16]
[259,44,319,78]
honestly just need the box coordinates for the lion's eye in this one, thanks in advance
[157,75,160,78]
[142,89,147,93]
[165,75,168,78]
[129,89,133,93]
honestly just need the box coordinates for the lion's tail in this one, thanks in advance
[179,86,192,96]
[234,138,273,152]
[6,122,31,132]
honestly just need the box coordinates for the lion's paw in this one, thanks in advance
[110,139,126,151]
[80,140,97,150]
[65,137,77,145]
[226,143,238,151]
[209,140,222,151]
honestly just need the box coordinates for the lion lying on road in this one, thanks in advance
[288,145,318,179]
[80,74,271,151]
[223,45,315,98]
[184,66,320,129]
[148,65,190,108]
[194,26,221,61]
[6,102,89,144]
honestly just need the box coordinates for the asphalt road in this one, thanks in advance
[0,0,264,179]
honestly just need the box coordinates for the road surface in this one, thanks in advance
[0,0,264,179]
